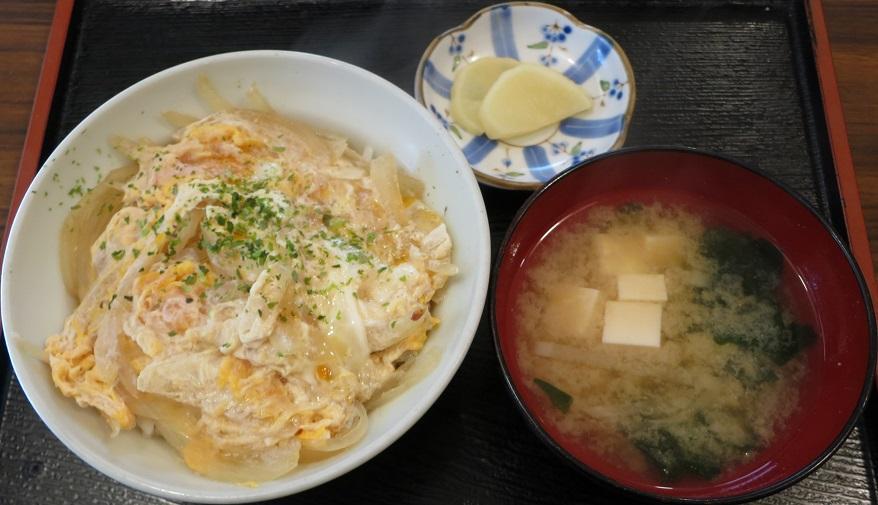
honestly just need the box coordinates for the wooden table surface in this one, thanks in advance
[1,0,876,269]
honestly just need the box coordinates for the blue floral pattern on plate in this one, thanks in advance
[415,2,636,189]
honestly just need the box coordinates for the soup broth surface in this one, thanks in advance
[515,203,815,481]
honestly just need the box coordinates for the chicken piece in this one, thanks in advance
[238,268,288,344]
[137,351,231,412]
[91,207,147,277]
[356,262,434,352]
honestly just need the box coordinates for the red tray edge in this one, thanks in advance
[806,0,878,310]
[2,0,874,304]
[0,0,75,259]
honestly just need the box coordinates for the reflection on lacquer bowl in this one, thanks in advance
[492,147,875,502]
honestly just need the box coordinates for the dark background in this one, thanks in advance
[1,1,876,503]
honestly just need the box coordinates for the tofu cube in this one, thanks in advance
[593,234,648,275]
[602,301,662,348]
[543,286,601,339]
[617,274,668,302]
[644,234,685,267]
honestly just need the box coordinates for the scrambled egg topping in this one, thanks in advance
[45,109,454,481]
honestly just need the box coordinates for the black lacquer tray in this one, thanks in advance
[2,1,876,503]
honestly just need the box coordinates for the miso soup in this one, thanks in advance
[515,203,815,482]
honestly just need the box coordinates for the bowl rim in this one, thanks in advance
[413,0,637,191]
[1,49,492,503]
[490,145,877,503]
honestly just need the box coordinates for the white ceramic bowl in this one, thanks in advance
[1,51,491,503]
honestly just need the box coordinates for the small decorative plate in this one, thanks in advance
[415,2,636,190]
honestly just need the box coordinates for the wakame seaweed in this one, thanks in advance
[723,355,778,389]
[625,227,813,481]
[617,202,645,215]
[714,312,815,365]
[700,228,782,298]
[534,378,572,413]
[631,409,759,482]
[631,426,723,481]
[699,227,814,364]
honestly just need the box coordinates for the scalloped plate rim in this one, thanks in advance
[414,1,637,190]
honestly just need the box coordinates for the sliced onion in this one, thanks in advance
[137,417,155,437]
[109,136,141,159]
[114,336,144,400]
[370,154,407,223]
[411,207,442,234]
[366,347,440,410]
[155,418,191,453]
[92,307,124,383]
[132,396,200,462]
[328,166,366,180]
[162,110,199,129]
[60,164,137,300]
[533,340,597,365]
[428,262,459,277]
[301,403,368,452]
[196,74,234,112]
[128,395,199,439]
[178,430,300,483]
[398,169,425,198]
[246,84,274,112]
[129,391,301,483]
[11,332,48,363]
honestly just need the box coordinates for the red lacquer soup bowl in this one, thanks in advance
[491,147,875,502]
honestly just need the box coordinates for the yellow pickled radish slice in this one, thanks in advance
[479,63,592,139]
[501,122,559,147]
[449,57,520,135]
